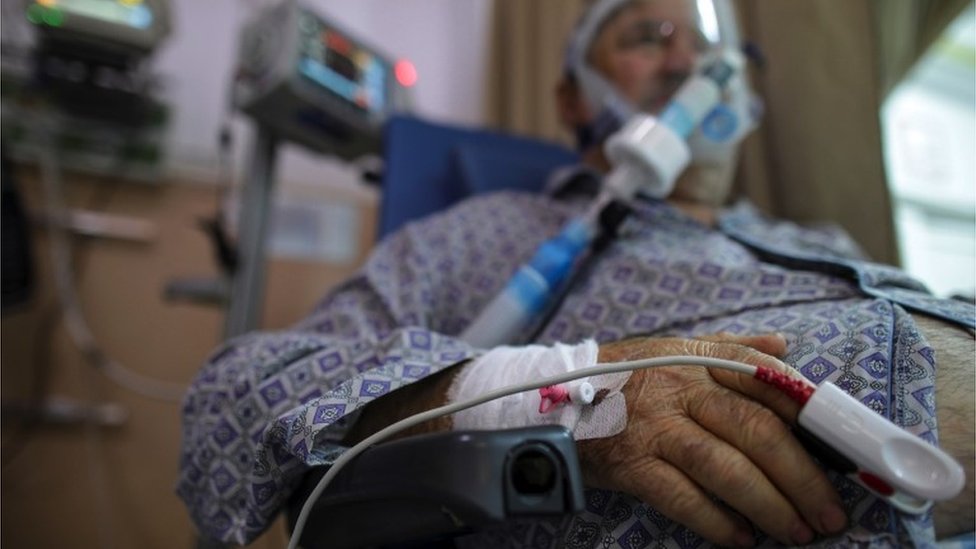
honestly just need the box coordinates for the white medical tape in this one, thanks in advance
[447,340,631,440]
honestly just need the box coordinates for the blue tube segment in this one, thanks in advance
[659,59,734,139]
[504,219,595,314]
[659,102,695,139]
[701,104,738,141]
[506,267,550,314]
[703,60,735,87]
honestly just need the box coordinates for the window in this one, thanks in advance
[881,4,976,298]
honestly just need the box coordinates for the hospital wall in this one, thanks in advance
[0,1,492,547]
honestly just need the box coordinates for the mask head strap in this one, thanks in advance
[564,0,636,150]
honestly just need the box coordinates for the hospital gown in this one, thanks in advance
[178,182,975,547]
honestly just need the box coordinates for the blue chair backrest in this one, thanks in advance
[377,115,579,240]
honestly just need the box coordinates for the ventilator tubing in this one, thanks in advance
[462,54,742,348]
[461,220,594,348]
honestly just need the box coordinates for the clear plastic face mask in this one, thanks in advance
[571,0,752,137]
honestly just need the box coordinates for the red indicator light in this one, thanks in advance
[326,32,350,56]
[858,471,894,496]
[395,60,417,87]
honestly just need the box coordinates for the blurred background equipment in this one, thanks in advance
[0,0,182,429]
[2,0,172,181]
[231,1,413,158]
[219,1,414,337]
[1,148,35,312]
[25,0,170,54]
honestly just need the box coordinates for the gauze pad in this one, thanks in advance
[447,340,631,440]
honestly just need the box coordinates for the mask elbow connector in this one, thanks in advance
[601,51,748,203]
[604,113,691,200]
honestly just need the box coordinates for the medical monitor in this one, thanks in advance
[233,3,413,159]
[25,0,171,55]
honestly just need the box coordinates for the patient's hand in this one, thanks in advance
[345,332,850,546]
[580,334,848,547]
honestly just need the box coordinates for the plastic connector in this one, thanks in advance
[604,116,690,200]
[569,381,595,405]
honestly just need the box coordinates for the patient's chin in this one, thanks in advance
[670,164,735,207]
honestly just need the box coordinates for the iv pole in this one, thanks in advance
[223,125,278,339]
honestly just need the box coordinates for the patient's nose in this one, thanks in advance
[662,30,698,74]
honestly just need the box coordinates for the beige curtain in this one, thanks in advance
[484,0,968,265]
[874,0,972,98]
[484,0,584,144]
[734,0,968,265]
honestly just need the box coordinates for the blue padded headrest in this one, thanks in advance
[378,116,579,240]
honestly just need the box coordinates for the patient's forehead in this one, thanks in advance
[588,0,698,56]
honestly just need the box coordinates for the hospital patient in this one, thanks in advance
[178,0,974,547]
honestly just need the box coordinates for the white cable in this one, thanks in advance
[37,123,187,403]
[287,355,765,549]
[84,368,118,549]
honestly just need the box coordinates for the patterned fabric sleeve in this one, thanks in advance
[721,200,870,262]
[178,192,573,544]
[719,202,976,330]
[177,240,481,544]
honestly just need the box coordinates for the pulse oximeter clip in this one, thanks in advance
[796,382,964,514]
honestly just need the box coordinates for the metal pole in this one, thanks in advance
[224,125,278,339]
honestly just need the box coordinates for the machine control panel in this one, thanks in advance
[233,3,413,158]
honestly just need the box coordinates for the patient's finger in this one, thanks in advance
[704,343,803,422]
[689,385,846,537]
[696,332,788,358]
[625,456,756,548]
[655,413,809,545]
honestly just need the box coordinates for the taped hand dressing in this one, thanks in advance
[446,340,631,440]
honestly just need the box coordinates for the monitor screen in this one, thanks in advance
[34,0,155,29]
[295,10,390,116]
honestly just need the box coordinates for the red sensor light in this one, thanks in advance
[395,60,417,87]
